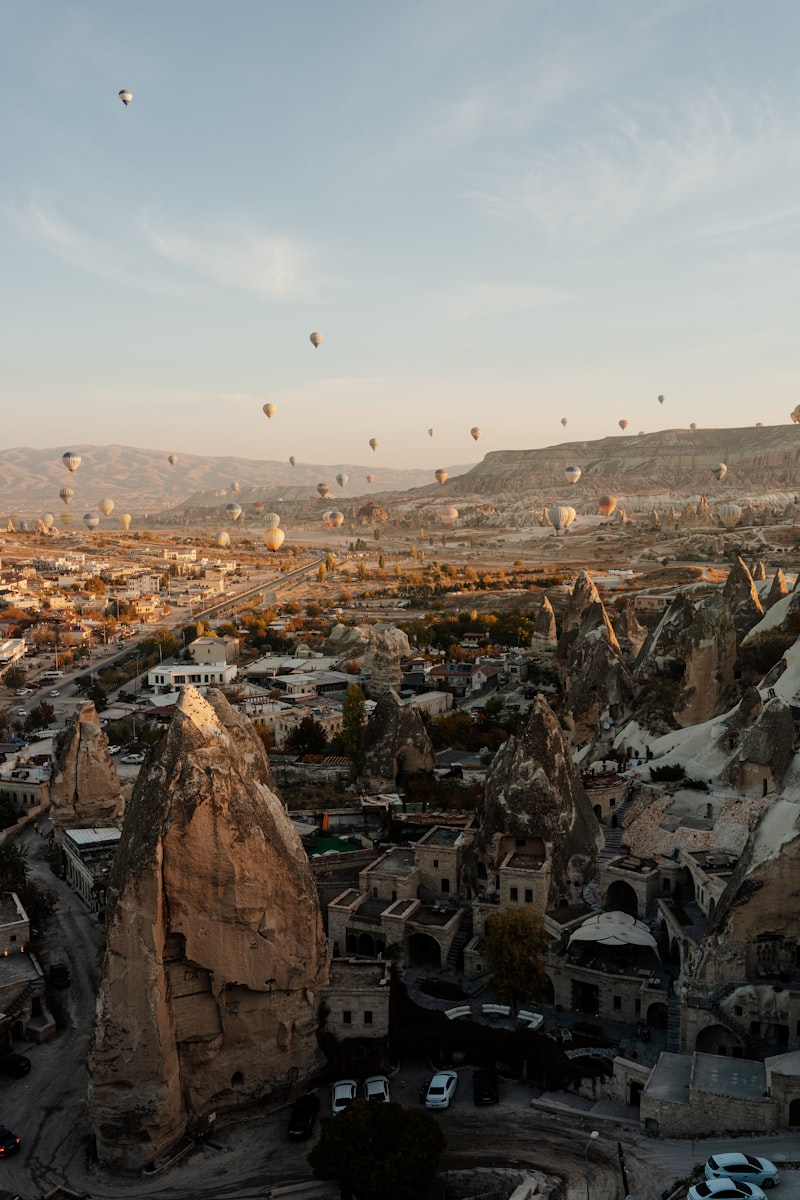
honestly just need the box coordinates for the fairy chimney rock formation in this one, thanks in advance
[741,588,800,675]
[475,696,601,906]
[88,687,329,1171]
[723,555,764,640]
[361,690,435,790]
[766,567,789,609]
[531,595,557,647]
[363,625,410,698]
[49,702,124,836]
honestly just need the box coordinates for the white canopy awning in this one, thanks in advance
[568,910,658,951]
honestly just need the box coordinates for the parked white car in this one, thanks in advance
[424,1070,458,1109]
[363,1075,390,1103]
[330,1079,357,1115]
[704,1155,779,1189]
[689,1179,767,1200]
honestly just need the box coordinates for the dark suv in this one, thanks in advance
[472,1068,499,1106]
[0,1054,30,1079]
[48,963,71,989]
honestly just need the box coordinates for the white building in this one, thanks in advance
[147,662,238,692]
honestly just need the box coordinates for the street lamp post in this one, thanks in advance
[584,1131,599,1200]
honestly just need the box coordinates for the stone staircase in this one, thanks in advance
[4,980,42,1023]
[666,993,682,1052]
[583,789,634,911]
[446,907,474,971]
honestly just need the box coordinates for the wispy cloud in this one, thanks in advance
[433,281,570,321]
[5,192,180,293]
[472,89,800,242]
[145,220,322,299]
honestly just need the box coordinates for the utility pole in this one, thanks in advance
[617,1141,631,1199]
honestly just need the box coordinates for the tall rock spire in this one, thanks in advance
[89,688,329,1170]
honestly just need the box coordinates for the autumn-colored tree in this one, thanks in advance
[340,684,366,778]
[482,908,548,1014]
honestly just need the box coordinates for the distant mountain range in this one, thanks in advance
[0,445,475,518]
[1,426,796,522]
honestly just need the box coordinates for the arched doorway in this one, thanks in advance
[358,932,377,956]
[647,1002,668,1029]
[695,1023,743,1057]
[542,975,555,1005]
[605,882,638,917]
[789,1097,800,1126]
[407,932,441,969]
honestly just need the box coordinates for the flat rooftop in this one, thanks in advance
[692,1053,767,1101]
[644,1051,692,1104]
[328,959,387,988]
[418,826,463,849]
[368,848,416,876]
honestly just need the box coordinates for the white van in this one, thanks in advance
[41,671,63,681]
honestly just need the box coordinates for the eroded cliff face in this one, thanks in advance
[49,702,123,835]
[723,556,764,640]
[476,696,601,905]
[363,625,411,698]
[88,688,329,1171]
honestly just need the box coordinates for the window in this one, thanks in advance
[441,878,450,894]
[343,1011,352,1025]
[8,935,15,944]
[509,887,518,902]
[372,887,378,898]
[524,889,533,904]
[364,1011,373,1026]
[516,838,526,848]
[613,995,622,1010]
[662,878,671,892]
[634,1000,641,1014]
[433,859,438,869]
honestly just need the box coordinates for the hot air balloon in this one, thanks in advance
[658,394,665,405]
[690,422,698,431]
[435,469,448,486]
[231,481,240,493]
[59,488,73,506]
[328,510,344,528]
[561,418,568,429]
[369,438,379,453]
[309,331,323,348]
[755,422,763,427]
[366,474,374,484]
[317,483,330,499]
[598,496,617,518]
[289,455,297,467]
[118,513,132,532]
[98,498,115,517]
[251,501,265,514]
[168,454,178,467]
[336,473,348,489]
[470,427,482,441]
[790,405,800,424]
[215,530,231,548]
[225,502,242,522]
[262,403,276,420]
[264,527,285,552]
[427,428,435,438]
[119,89,133,106]
[83,512,100,530]
[719,503,742,530]
[710,462,727,482]
[564,465,581,486]
[43,513,54,530]
[61,512,74,527]
[547,505,576,534]
[618,419,628,432]
[264,512,281,529]
[62,452,81,474]
[439,507,459,529]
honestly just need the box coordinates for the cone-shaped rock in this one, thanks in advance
[561,605,633,748]
[614,598,648,663]
[722,556,764,640]
[531,595,557,647]
[752,560,767,581]
[650,508,661,529]
[363,625,410,698]
[361,690,434,790]
[560,571,602,641]
[766,567,788,608]
[633,593,737,727]
[88,688,329,1171]
[49,702,123,836]
[477,696,601,906]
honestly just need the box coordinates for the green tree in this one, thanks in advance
[340,684,366,778]
[25,702,55,732]
[309,1100,445,1200]
[285,716,328,757]
[483,908,548,1014]
[4,666,26,691]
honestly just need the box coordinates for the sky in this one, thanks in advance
[2,0,800,471]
